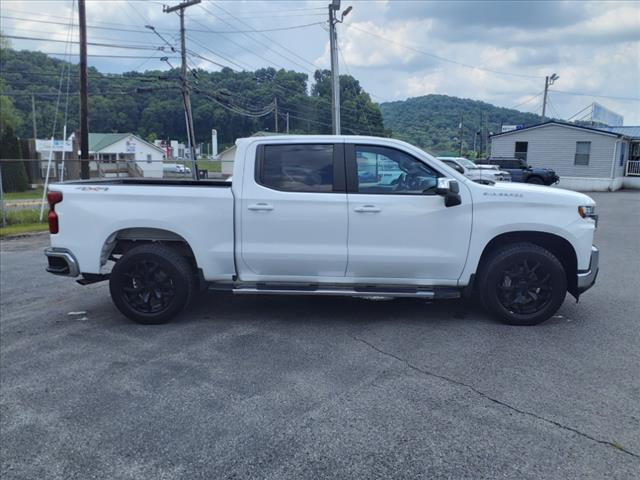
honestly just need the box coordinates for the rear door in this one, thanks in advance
[239,142,348,280]
[345,144,472,283]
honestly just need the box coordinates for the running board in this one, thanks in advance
[231,285,460,299]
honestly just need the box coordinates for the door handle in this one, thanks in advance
[354,205,381,213]
[248,203,274,211]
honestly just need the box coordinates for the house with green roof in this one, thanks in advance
[87,132,166,178]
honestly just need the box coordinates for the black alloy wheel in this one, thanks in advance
[496,259,553,315]
[109,243,196,324]
[121,260,176,315]
[478,242,567,326]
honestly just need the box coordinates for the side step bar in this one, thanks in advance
[230,285,460,299]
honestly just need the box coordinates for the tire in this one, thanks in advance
[477,242,566,326]
[109,243,196,324]
[526,176,544,185]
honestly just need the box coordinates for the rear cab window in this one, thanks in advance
[256,143,345,193]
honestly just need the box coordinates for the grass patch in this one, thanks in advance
[198,160,222,173]
[5,209,42,225]
[3,187,44,201]
[0,222,48,237]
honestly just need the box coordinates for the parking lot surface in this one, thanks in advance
[1,191,639,479]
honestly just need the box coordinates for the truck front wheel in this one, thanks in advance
[109,243,196,324]
[478,243,567,326]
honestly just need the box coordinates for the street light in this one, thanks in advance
[341,6,353,20]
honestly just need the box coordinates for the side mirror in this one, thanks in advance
[436,178,462,207]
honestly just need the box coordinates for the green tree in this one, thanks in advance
[0,126,28,192]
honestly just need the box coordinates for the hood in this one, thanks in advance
[479,181,595,206]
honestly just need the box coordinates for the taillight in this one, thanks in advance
[47,191,63,234]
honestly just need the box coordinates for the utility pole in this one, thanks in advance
[0,164,6,227]
[31,95,37,139]
[164,0,201,180]
[458,114,464,156]
[78,0,90,179]
[286,112,290,134]
[541,73,559,122]
[484,114,489,157]
[328,1,352,135]
[274,97,278,133]
[479,113,484,155]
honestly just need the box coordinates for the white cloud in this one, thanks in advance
[1,0,639,123]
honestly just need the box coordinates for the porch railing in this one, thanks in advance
[626,160,640,176]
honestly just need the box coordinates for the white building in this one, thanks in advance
[89,133,165,178]
[490,121,640,191]
[216,132,281,175]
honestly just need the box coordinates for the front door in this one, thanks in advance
[345,144,472,283]
[239,142,348,280]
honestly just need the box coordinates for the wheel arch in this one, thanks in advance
[475,231,578,295]
[101,227,198,269]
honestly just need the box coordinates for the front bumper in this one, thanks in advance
[45,247,80,277]
[576,245,599,294]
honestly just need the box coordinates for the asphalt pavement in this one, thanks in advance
[1,190,639,479]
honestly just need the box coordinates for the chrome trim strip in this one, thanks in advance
[233,287,435,298]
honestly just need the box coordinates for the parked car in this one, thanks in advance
[44,136,598,326]
[485,157,559,185]
[438,157,511,183]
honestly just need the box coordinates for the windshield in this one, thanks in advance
[458,158,477,169]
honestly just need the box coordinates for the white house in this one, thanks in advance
[216,132,282,175]
[88,133,166,178]
[490,121,640,191]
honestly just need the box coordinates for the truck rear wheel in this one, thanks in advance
[109,243,196,324]
[478,242,566,326]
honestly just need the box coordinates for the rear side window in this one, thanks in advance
[258,144,335,192]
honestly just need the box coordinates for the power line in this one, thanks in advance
[197,3,316,74]
[187,14,288,71]
[0,25,162,46]
[185,35,249,70]
[1,34,169,52]
[210,2,321,72]
[1,12,323,33]
[25,52,180,59]
[194,88,275,117]
[566,104,593,122]
[508,91,544,110]
[550,89,640,102]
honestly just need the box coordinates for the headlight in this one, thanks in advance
[578,205,598,227]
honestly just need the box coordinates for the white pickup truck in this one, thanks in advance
[44,135,599,326]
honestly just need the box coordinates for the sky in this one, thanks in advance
[2,0,639,123]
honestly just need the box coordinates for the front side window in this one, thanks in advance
[575,141,591,165]
[259,144,334,192]
[355,146,439,194]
